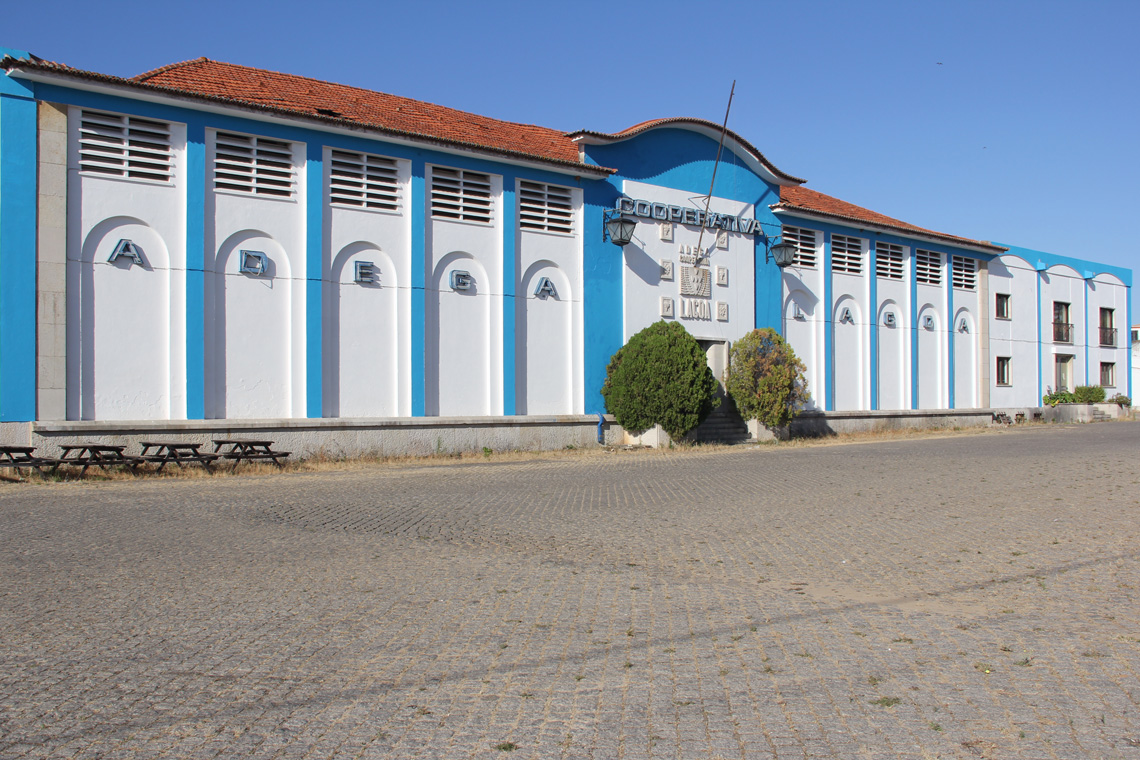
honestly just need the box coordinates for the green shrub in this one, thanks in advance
[724,328,809,429]
[601,320,719,439]
[1042,390,1075,406]
[1106,393,1131,406]
[1072,385,1107,403]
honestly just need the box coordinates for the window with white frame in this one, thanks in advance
[996,356,1011,386]
[79,110,174,182]
[831,235,863,275]
[214,132,295,197]
[995,293,1011,319]
[1101,362,1116,387]
[430,167,493,223]
[329,150,400,211]
[916,249,942,285]
[951,255,977,290]
[518,181,574,234]
[781,226,818,269]
[875,241,904,280]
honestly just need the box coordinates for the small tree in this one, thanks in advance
[602,320,719,439]
[724,328,809,429]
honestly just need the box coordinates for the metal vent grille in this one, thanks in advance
[831,235,863,274]
[916,249,942,285]
[329,150,400,210]
[875,242,904,280]
[952,255,977,290]
[214,132,295,197]
[431,167,493,223]
[519,181,573,234]
[782,226,817,268]
[79,110,173,182]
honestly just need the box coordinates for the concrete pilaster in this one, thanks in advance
[977,260,990,408]
[36,102,68,420]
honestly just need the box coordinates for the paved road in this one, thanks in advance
[2,422,1139,759]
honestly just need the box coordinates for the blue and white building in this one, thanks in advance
[0,46,1132,449]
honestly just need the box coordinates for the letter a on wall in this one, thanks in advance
[839,307,854,324]
[533,277,558,299]
[958,317,970,333]
[108,239,144,266]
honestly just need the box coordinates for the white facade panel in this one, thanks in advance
[875,255,911,410]
[831,248,870,410]
[205,131,307,419]
[516,183,582,414]
[66,108,187,421]
[988,255,1040,406]
[424,166,503,416]
[620,180,756,348]
[323,150,412,418]
[1039,265,1085,391]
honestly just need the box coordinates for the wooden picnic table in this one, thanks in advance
[138,441,219,472]
[212,439,291,469]
[54,444,141,476]
[0,445,58,477]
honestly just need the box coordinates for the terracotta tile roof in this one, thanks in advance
[2,54,610,174]
[568,117,804,184]
[773,185,1005,253]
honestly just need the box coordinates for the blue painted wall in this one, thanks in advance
[0,62,37,421]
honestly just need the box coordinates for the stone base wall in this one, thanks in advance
[2,415,622,459]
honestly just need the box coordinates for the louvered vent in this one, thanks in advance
[782,226,817,269]
[79,110,173,182]
[214,132,295,197]
[831,235,863,274]
[875,242,904,280]
[952,255,977,290]
[519,181,573,234]
[916,249,942,285]
[329,150,400,210]
[431,167,493,223]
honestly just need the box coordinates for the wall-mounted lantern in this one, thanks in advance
[602,208,637,247]
[766,239,798,268]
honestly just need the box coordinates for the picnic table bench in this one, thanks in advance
[212,439,291,470]
[54,444,142,476]
[0,445,58,477]
[139,441,219,472]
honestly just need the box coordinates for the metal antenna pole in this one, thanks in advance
[696,80,735,260]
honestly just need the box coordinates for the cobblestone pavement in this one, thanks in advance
[2,422,1139,759]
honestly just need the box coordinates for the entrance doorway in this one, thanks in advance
[699,339,728,394]
[1054,355,1074,392]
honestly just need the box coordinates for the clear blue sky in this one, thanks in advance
[6,0,1137,316]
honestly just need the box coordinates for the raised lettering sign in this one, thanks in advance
[108,239,144,266]
[239,250,268,276]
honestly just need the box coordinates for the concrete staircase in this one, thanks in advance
[687,397,751,444]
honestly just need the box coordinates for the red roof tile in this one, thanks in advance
[3,55,607,173]
[133,58,593,168]
[774,186,1005,253]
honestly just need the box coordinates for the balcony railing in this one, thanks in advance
[1053,322,1073,343]
[1100,326,1117,347]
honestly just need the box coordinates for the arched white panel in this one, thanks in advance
[76,217,171,420]
[916,304,944,409]
[953,308,977,409]
[326,242,399,417]
[211,230,291,419]
[877,300,906,410]
[518,261,572,415]
[783,289,819,409]
[832,297,864,411]
[427,252,490,416]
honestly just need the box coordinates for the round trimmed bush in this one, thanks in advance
[1072,385,1107,403]
[724,328,809,429]
[601,320,719,439]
